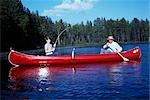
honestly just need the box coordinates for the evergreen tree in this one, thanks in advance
[0,0,149,52]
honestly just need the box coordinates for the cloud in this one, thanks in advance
[55,0,94,11]
[42,0,98,16]
[42,9,66,17]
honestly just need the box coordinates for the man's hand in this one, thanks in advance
[115,50,119,53]
[106,43,110,47]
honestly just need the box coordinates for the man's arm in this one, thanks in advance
[103,43,109,49]
[115,42,122,52]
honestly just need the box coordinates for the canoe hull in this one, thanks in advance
[8,47,141,66]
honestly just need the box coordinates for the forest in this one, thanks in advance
[0,0,149,52]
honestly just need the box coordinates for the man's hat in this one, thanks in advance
[107,36,114,40]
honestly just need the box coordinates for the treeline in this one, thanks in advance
[0,0,149,52]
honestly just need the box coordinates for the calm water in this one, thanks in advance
[1,43,149,99]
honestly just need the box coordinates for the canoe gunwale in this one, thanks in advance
[8,47,141,66]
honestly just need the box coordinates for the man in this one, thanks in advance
[100,36,122,54]
[44,36,56,56]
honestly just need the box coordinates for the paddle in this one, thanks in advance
[108,47,129,62]
[116,51,129,62]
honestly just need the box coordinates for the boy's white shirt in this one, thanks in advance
[103,41,122,53]
[44,43,55,55]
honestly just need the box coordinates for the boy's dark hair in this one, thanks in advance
[44,36,49,40]
[44,36,55,46]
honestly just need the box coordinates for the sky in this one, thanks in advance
[21,0,149,24]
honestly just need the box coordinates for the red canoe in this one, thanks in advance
[8,47,141,66]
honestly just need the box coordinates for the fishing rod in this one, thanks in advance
[54,27,70,45]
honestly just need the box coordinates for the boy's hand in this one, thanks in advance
[53,43,56,47]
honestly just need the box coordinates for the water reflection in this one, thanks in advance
[37,67,52,92]
[38,67,49,77]
[8,61,141,98]
[107,62,141,87]
[8,64,76,92]
[109,66,123,87]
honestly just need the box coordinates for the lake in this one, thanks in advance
[0,43,149,99]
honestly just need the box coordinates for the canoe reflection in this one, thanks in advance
[8,61,141,92]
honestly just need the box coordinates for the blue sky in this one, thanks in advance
[21,0,149,24]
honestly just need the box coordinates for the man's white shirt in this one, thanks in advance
[103,41,122,53]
